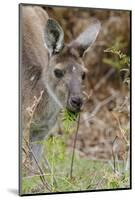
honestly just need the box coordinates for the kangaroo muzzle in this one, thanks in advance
[69,95,83,112]
[67,73,83,112]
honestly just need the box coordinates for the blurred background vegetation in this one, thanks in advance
[22,6,131,194]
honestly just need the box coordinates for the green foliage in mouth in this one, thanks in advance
[60,109,79,134]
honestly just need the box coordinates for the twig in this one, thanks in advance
[94,68,115,91]
[42,155,57,185]
[95,177,105,189]
[112,112,129,145]
[125,148,130,171]
[26,90,44,129]
[83,68,115,104]
[23,90,44,164]
[23,137,51,192]
[111,136,118,173]
[23,172,67,179]
[81,92,119,125]
[70,114,80,178]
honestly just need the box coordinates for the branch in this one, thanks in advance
[83,68,115,104]
[70,113,80,178]
[23,137,51,192]
[81,92,119,125]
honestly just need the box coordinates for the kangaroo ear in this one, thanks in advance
[44,19,64,56]
[69,20,101,57]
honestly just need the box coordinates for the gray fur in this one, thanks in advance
[44,19,64,56]
[22,6,100,170]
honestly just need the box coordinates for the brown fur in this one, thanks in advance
[21,6,49,128]
[21,5,100,169]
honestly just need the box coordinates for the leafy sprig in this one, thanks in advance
[60,109,79,134]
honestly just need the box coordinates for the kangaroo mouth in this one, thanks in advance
[67,101,82,113]
[67,106,80,113]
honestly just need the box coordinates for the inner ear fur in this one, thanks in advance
[44,19,64,56]
[68,20,101,57]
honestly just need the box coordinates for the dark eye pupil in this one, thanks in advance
[54,69,64,78]
[82,72,86,80]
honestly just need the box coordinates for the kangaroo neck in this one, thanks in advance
[46,82,63,108]
[45,82,63,120]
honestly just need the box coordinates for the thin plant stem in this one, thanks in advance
[23,137,51,192]
[51,136,55,191]
[70,113,80,178]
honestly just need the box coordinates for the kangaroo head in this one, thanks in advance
[44,19,101,112]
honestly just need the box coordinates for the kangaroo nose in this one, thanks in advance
[70,96,83,110]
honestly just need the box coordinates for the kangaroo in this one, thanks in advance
[21,5,101,169]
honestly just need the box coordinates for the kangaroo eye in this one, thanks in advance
[54,69,64,78]
[82,72,86,80]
